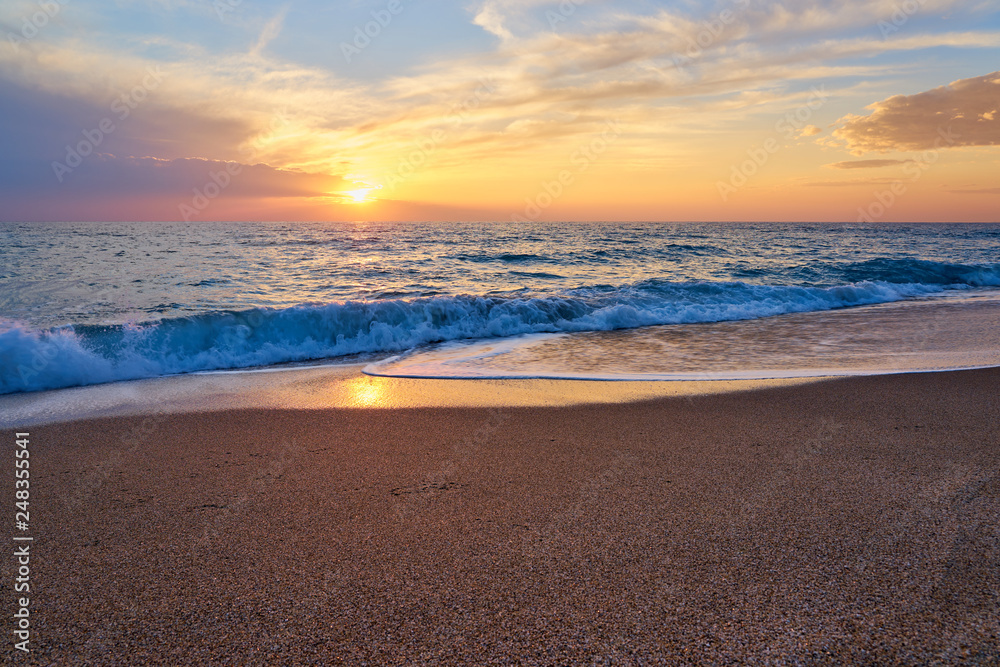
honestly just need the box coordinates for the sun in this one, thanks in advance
[346,188,373,203]
[342,183,381,204]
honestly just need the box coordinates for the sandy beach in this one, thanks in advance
[7,368,1000,664]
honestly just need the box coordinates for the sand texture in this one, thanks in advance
[6,368,1000,665]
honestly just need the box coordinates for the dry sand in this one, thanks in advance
[6,368,1000,665]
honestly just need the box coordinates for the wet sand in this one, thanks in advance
[7,368,1000,664]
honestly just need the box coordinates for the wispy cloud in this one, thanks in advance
[2,0,999,220]
[948,187,1000,194]
[250,5,289,58]
[805,177,912,187]
[827,159,916,169]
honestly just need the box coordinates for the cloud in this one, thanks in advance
[0,154,348,221]
[0,74,346,207]
[948,187,1000,195]
[833,71,1000,152]
[805,177,905,187]
[827,159,915,169]
[0,34,374,172]
[470,0,574,41]
[250,5,289,58]
[47,155,345,198]
[472,2,514,40]
[388,0,1000,156]
[3,0,999,221]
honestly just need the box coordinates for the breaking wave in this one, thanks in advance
[2,258,998,394]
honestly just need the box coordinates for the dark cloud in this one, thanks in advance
[0,153,344,220]
[833,71,1000,152]
[1,156,348,222]
[6,76,251,155]
[48,155,343,198]
[0,76,264,190]
[0,77,345,220]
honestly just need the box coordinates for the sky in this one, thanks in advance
[0,0,998,223]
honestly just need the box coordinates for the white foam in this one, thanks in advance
[0,278,994,394]
[365,293,1000,382]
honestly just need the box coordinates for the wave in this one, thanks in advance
[2,258,998,394]
[774,257,1000,287]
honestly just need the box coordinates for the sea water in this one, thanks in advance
[1,221,998,394]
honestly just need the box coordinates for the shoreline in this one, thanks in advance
[5,367,999,663]
[0,361,834,429]
[4,285,1000,428]
[5,355,1000,430]
[6,284,1000,404]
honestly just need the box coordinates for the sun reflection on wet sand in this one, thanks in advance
[0,364,829,428]
[343,376,386,407]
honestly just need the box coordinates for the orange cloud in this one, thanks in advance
[827,159,915,169]
[833,71,1000,153]
[948,187,1000,195]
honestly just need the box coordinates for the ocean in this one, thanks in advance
[2,221,999,394]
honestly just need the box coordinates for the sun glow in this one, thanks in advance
[346,188,373,203]
[342,182,380,203]
[343,377,387,407]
